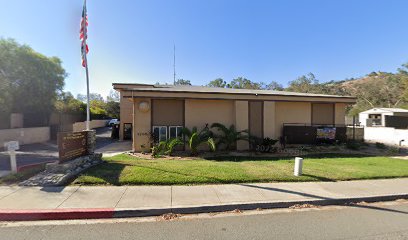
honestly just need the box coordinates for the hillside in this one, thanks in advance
[321,71,408,115]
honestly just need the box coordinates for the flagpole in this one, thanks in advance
[83,0,90,131]
[85,50,90,131]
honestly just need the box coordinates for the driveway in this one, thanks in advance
[0,127,130,171]
[0,142,58,171]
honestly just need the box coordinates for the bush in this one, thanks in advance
[182,125,216,156]
[346,141,361,150]
[151,138,183,158]
[210,123,249,150]
[251,137,279,152]
[387,147,399,154]
[375,142,387,149]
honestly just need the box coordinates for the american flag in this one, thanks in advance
[80,0,89,67]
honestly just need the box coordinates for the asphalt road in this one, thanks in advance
[0,201,407,240]
[0,127,115,170]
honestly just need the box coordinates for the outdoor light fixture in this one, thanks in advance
[138,101,150,113]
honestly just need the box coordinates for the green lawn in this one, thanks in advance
[0,164,45,185]
[72,154,408,185]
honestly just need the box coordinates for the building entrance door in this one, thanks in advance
[124,123,132,140]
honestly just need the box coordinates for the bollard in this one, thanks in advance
[294,157,303,176]
[4,141,19,173]
[9,150,17,173]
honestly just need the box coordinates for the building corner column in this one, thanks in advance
[235,101,249,151]
[263,101,276,139]
[133,98,152,152]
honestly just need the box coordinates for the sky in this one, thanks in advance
[1,0,408,98]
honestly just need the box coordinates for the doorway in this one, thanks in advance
[123,123,132,140]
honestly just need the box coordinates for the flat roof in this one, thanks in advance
[113,83,356,100]
[360,108,408,114]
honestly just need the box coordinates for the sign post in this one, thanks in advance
[4,141,19,173]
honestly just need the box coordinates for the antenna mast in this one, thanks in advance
[173,44,176,85]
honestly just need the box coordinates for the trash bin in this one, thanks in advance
[111,123,120,139]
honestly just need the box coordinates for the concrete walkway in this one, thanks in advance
[95,141,132,157]
[0,179,407,216]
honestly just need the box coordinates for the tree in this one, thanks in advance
[105,101,120,119]
[175,79,192,85]
[106,89,119,102]
[265,81,284,91]
[89,99,107,119]
[54,91,86,114]
[229,77,262,89]
[0,38,66,124]
[207,78,227,88]
[286,73,323,93]
[77,93,104,102]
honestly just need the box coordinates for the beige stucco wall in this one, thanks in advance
[263,101,276,139]
[119,89,350,152]
[312,103,334,125]
[72,120,108,132]
[185,99,235,130]
[119,92,133,140]
[185,99,235,151]
[335,103,346,125]
[152,99,184,126]
[275,102,312,138]
[0,127,50,147]
[10,113,23,129]
[235,101,249,150]
[132,98,152,152]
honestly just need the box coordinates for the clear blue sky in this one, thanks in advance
[1,0,408,97]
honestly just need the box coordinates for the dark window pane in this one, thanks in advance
[153,127,159,143]
[159,127,167,141]
[177,127,183,137]
[170,127,176,139]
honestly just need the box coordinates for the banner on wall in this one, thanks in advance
[316,127,336,140]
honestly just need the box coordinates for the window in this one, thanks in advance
[169,126,183,139]
[152,126,167,143]
[152,126,183,143]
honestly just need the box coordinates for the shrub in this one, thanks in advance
[210,123,249,150]
[251,137,279,152]
[387,147,399,154]
[151,138,183,158]
[182,125,216,156]
[375,142,387,149]
[346,141,360,150]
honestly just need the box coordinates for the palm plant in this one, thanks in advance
[151,137,183,158]
[210,123,249,150]
[165,138,184,155]
[182,125,216,156]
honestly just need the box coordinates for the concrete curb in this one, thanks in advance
[1,194,407,221]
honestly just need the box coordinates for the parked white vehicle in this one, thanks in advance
[107,119,120,126]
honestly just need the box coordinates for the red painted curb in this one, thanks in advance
[17,161,56,172]
[0,208,114,221]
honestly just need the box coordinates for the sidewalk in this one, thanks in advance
[0,178,407,221]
